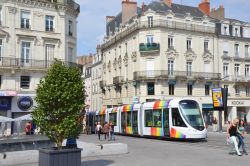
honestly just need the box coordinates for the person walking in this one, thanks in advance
[103,122,109,140]
[227,118,242,156]
[109,122,115,141]
[237,119,248,155]
[212,117,218,132]
[96,122,102,140]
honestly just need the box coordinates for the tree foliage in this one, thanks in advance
[32,60,85,149]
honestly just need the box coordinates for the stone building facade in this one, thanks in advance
[0,0,80,122]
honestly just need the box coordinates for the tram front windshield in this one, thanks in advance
[179,100,205,131]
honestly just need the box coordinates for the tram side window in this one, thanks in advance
[172,108,187,127]
[109,113,117,126]
[145,109,153,127]
[153,109,162,127]
[127,112,132,127]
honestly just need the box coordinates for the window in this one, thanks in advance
[148,16,153,28]
[0,6,2,26]
[187,38,192,50]
[45,44,55,66]
[20,76,30,89]
[21,41,30,64]
[169,84,174,95]
[235,85,240,96]
[168,36,173,48]
[224,26,227,35]
[172,108,187,127]
[145,109,153,127]
[204,40,209,51]
[235,28,238,37]
[21,11,30,29]
[68,20,73,36]
[235,44,239,57]
[223,41,229,55]
[205,85,210,96]
[245,45,249,57]
[187,84,192,96]
[245,64,250,77]
[0,39,2,60]
[168,60,174,76]
[147,82,155,95]
[146,35,153,44]
[234,64,240,76]
[223,63,229,77]
[153,109,162,127]
[186,61,192,76]
[45,15,54,31]
[127,112,132,127]
[145,109,162,127]
[246,86,250,96]
[68,47,73,62]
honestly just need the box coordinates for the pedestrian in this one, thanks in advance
[237,119,248,155]
[103,121,109,140]
[96,122,102,140]
[212,117,218,132]
[227,118,242,156]
[25,122,32,135]
[109,122,115,141]
[2,152,6,159]
[94,121,98,135]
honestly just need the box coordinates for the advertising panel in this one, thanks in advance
[212,88,223,110]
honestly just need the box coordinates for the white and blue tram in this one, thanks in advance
[94,99,207,139]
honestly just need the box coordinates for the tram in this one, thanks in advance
[93,99,207,139]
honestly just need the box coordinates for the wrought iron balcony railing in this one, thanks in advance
[133,70,221,81]
[0,57,82,70]
[139,43,160,53]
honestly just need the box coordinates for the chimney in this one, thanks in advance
[198,0,210,16]
[106,16,115,24]
[122,0,138,24]
[141,2,145,16]
[210,5,225,20]
[162,0,172,7]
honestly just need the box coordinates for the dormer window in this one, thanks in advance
[224,26,227,35]
[235,28,238,37]
[148,16,153,28]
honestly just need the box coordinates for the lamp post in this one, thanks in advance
[218,75,229,132]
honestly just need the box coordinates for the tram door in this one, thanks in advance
[132,111,138,135]
[163,108,170,137]
[121,112,126,134]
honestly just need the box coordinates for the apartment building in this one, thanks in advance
[98,0,250,125]
[0,0,80,120]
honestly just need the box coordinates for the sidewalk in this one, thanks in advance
[0,139,128,166]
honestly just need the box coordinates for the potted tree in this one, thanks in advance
[32,60,85,166]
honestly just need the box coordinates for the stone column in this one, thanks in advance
[231,106,237,121]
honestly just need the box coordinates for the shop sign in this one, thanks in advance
[17,96,33,111]
[231,101,244,106]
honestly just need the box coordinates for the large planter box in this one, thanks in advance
[39,148,82,166]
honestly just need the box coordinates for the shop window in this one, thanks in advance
[20,76,30,89]
[172,108,186,127]
[187,84,192,96]
[145,109,153,127]
[205,85,210,96]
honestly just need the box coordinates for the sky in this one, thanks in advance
[75,0,250,56]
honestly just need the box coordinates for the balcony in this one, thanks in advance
[133,70,221,81]
[113,76,124,85]
[0,57,82,70]
[139,43,160,53]
[231,75,250,83]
